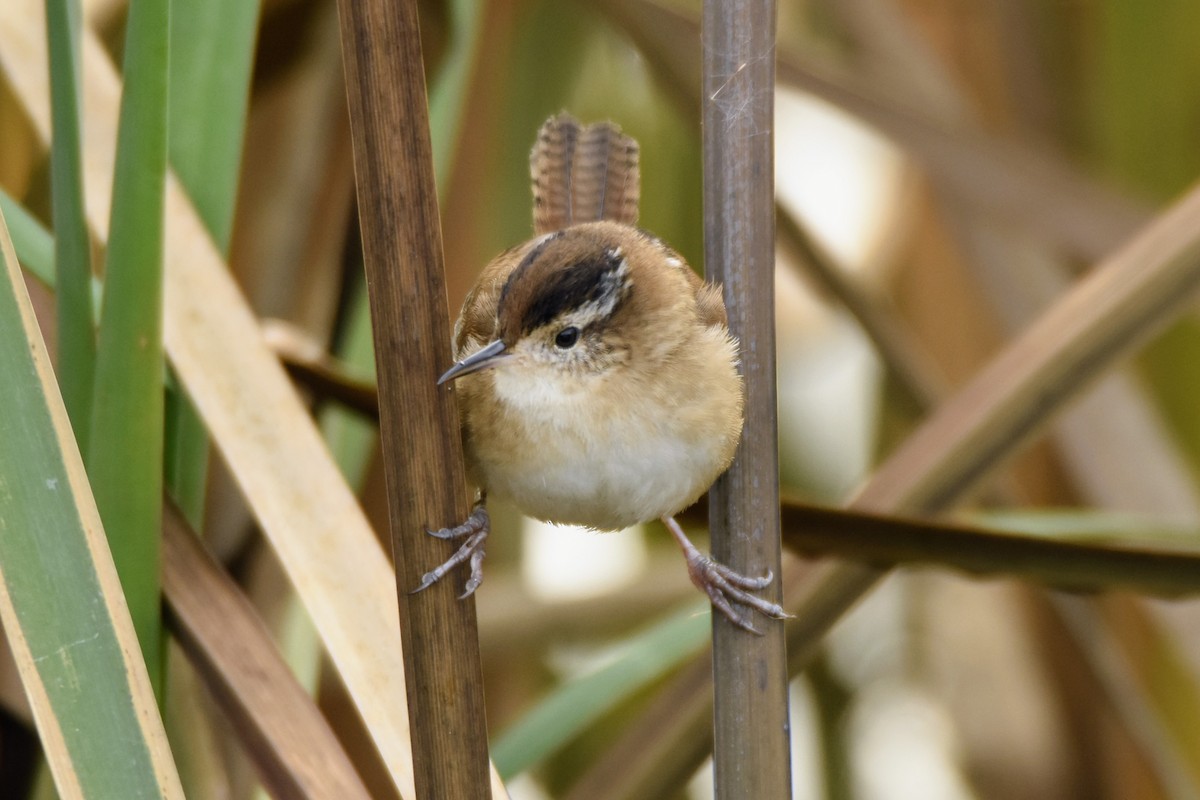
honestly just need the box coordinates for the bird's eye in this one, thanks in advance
[554,326,580,349]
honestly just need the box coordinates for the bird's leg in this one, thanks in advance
[412,499,489,599]
[662,515,792,635]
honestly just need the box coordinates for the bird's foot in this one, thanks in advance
[412,504,489,599]
[662,515,792,635]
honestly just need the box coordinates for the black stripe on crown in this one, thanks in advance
[502,246,631,336]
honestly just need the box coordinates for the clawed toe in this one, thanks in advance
[427,504,489,540]
[689,554,792,634]
[458,545,487,599]
[707,561,773,591]
[662,515,791,635]
[413,569,443,594]
[412,505,490,597]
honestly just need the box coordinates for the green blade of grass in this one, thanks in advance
[45,0,95,454]
[319,280,378,487]
[0,208,184,800]
[491,603,712,778]
[167,0,258,254]
[162,385,207,527]
[427,0,482,195]
[164,0,259,526]
[87,0,170,694]
[0,188,54,286]
[1,189,105,324]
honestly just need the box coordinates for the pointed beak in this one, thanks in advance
[438,339,508,385]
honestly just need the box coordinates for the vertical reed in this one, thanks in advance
[702,1,792,796]
[336,0,494,796]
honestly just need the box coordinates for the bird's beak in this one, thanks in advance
[437,339,509,385]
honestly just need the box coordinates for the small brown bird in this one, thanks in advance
[417,114,787,632]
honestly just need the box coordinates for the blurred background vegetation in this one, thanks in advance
[4,0,1200,798]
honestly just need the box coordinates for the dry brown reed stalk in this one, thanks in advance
[702,0,792,797]
[334,0,496,796]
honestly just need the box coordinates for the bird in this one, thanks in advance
[416,113,788,632]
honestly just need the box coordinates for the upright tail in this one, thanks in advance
[530,113,640,235]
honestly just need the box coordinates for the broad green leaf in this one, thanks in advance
[0,207,183,799]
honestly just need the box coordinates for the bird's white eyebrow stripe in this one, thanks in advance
[569,256,632,330]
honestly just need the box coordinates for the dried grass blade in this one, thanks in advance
[161,502,373,800]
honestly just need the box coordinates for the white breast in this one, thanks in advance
[464,328,742,531]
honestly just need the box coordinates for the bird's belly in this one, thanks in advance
[469,401,733,531]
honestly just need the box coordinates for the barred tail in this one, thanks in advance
[530,113,640,234]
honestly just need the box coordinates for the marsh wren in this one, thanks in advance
[418,114,787,632]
